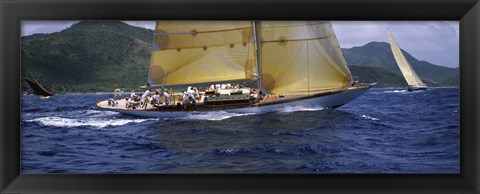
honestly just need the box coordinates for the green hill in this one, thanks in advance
[349,66,406,87]
[342,42,459,86]
[21,21,153,93]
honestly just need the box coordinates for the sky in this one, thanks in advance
[21,21,459,68]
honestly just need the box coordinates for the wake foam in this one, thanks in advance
[82,109,119,117]
[26,116,156,129]
[383,90,408,94]
[178,111,256,121]
[276,105,324,114]
[22,109,120,119]
[177,105,325,121]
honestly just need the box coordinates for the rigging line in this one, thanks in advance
[146,22,158,87]
[253,20,262,94]
[307,40,310,95]
[152,41,246,51]
[262,36,333,43]
[260,21,330,29]
[148,78,257,89]
[155,26,251,35]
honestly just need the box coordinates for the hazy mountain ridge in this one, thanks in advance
[342,42,459,86]
[21,21,459,94]
[21,33,50,41]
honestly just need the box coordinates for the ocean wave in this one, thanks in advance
[23,109,120,120]
[21,89,460,173]
[215,148,242,155]
[213,144,323,157]
[22,107,44,113]
[26,116,156,129]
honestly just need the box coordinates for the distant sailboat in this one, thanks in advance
[388,30,428,91]
[97,21,375,117]
[24,77,54,98]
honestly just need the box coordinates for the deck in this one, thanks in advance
[96,97,256,112]
[96,99,158,111]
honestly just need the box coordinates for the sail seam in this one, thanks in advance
[261,22,329,28]
[155,27,251,35]
[262,36,333,43]
[153,42,247,51]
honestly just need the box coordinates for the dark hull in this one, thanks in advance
[407,85,428,91]
[24,78,54,97]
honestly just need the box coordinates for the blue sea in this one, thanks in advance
[20,88,459,173]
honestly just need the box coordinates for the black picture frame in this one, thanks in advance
[1,0,478,193]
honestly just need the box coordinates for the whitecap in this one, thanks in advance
[361,115,380,121]
[26,116,156,129]
[220,148,237,155]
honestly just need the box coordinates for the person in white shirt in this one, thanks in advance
[163,90,169,105]
[141,90,149,100]
[187,89,195,99]
[152,92,160,105]
[113,88,122,100]
[140,90,149,108]
[130,90,136,98]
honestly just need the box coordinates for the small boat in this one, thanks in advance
[97,21,375,117]
[388,30,428,91]
[24,77,54,98]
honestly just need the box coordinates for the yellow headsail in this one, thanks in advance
[148,21,257,86]
[388,30,424,86]
[259,21,352,95]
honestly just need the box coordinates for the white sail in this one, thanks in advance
[388,30,424,86]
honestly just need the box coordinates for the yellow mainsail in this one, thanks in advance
[148,21,257,86]
[388,30,424,86]
[260,21,352,95]
[147,21,353,95]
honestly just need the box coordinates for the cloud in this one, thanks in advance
[123,21,155,30]
[21,21,78,36]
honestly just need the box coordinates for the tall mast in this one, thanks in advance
[252,20,263,93]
